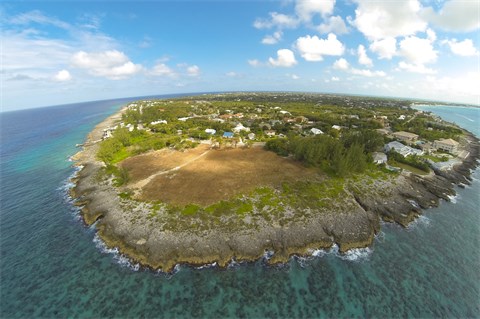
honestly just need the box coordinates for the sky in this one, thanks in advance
[1,0,479,111]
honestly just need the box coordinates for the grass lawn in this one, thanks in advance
[390,162,429,175]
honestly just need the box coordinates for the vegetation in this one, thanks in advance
[265,129,384,177]
[94,93,461,212]
[388,150,430,172]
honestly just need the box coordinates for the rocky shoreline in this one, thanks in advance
[70,107,480,273]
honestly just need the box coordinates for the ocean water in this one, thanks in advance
[1,99,479,318]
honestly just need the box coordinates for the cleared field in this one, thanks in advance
[121,146,321,206]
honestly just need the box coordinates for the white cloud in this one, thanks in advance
[350,68,386,77]
[317,16,348,34]
[422,0,480,32]
[225,71,237,77]
[333,58,349,70]
[150,63,176,77]
[369,38,397,59]
[291,74,300,80]
[71,50,142,79]
[295,33,344,62]
[268,49,297,67]
[295,0,335,21]
[357,44,373,67]
[399,35,437,65]
[333,58,385,77]
[253,12,298,29]
[248,59,262,67]
[262,31,283,45]
[397,62,436,74]
[426,28,436,43]
[443,39,479,57]
[53,69,72,81]
[424,72,480,104]
[351,0,427,40]
[331,76,340,81]
[187,65,200,77]
[9,10,70,30]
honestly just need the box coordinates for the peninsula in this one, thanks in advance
[71,93,480,271]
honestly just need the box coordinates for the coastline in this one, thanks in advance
[70,105,480,272]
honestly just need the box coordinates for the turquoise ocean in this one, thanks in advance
[1,97,479,318]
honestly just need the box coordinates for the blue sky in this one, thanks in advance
[1,0,479,111]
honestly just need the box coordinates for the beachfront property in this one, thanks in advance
[393,131,419,143]
[385,141,424,157]
[433,138,459,153]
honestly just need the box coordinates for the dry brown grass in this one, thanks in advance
[121,146,321,206]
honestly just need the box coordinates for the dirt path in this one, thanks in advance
[131,149,211,190]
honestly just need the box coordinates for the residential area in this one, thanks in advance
[98,92,466,175]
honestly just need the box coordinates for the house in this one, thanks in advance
[265,130,276,137]
[393,131,419,143]
[398,115,406,120]
[219,114,233,120]
[247,133,256,140]
[295,116,309,124]
[433,138,459,153]
[372,152,387,165]
[331,125,342,130]
[205,129,216,135]
[232,123,250,133]
[310,128,324,135]
[385,141,410,156]
[151,120,167,125]
[279,110,291,115]
[385,141,424,157]
[223,132,234,138]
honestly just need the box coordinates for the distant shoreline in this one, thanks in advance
[70,94,480,272]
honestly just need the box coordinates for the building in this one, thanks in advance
[310,128,324,135]
[331,125,342,130]
[372,152,387,165]
[232,123,250,133]
[393,131,419,143]
[385,141,424,157]
[223,132,234,138]
[265,130,276,137]
[247,133,256,140]
[205,129,216,135]
[433,138,459,153]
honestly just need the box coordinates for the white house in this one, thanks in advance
[385,141,424,157]
[247,133,256,140]
[151,120,167,125]
[232,123,250,133]
[372,152,388,164]
[205,129,216,135]
[433,138,459,153]
[310,128,324,135]
[332,125,342,130]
